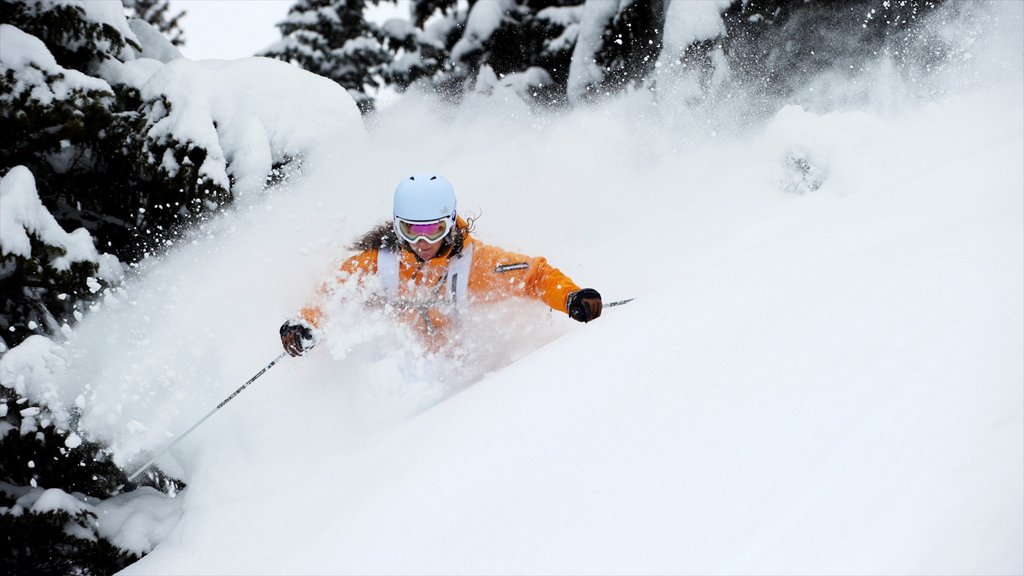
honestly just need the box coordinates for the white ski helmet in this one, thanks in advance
[392,173,456,222]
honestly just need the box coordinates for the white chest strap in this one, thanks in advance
[377,243,474,308]
[446,242,473,308]
[377,248,400,297]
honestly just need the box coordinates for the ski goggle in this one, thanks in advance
[394,216,453,244]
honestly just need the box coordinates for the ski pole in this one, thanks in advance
[605,298,634,308]
[115,351,288,492]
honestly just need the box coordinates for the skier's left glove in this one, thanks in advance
[566,288,602,323]
[280,319,318,357]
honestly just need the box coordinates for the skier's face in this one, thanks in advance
[410,237,442,260]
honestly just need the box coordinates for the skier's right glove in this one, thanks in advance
[566,288,602,323]
[280,319,318,357]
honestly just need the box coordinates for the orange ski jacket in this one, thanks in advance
[299,218,582,344]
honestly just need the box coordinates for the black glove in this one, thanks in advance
[280,319,317,357]
[566,288,602,323]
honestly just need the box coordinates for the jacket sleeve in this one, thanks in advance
[469,242,581,314]
[299,249,378,327]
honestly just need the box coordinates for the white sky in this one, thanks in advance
[171,0,408,61]
[171,1,292,60]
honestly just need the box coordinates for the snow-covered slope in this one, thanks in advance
[2,2,1022,574]
[117,81,1021,575]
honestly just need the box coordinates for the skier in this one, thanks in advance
[280,173,603,357]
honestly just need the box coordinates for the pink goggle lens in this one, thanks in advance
[397,218,450,243]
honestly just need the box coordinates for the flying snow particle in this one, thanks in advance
[127,420,148,434]
[65,432,83,449]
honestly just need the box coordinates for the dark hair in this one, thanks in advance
[351,221,400,252]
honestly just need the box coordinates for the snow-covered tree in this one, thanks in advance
[0,0,139,70]
[2,2,361,572]
[448,0,581,104]
[678,0,948,107]
[268,0,948,110]
[0,167,123,349]
[0,5,160,572]
[378,0,459,96]
[592,0,663,94]
[0,373,140,575]
[1,0,195,270]
[0,10,137,349]
[263,0,390,113]
[122,0,185,46]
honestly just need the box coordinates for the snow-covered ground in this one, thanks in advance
[2,2,1022,574]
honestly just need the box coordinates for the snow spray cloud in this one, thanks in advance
[3,0,1019,474]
